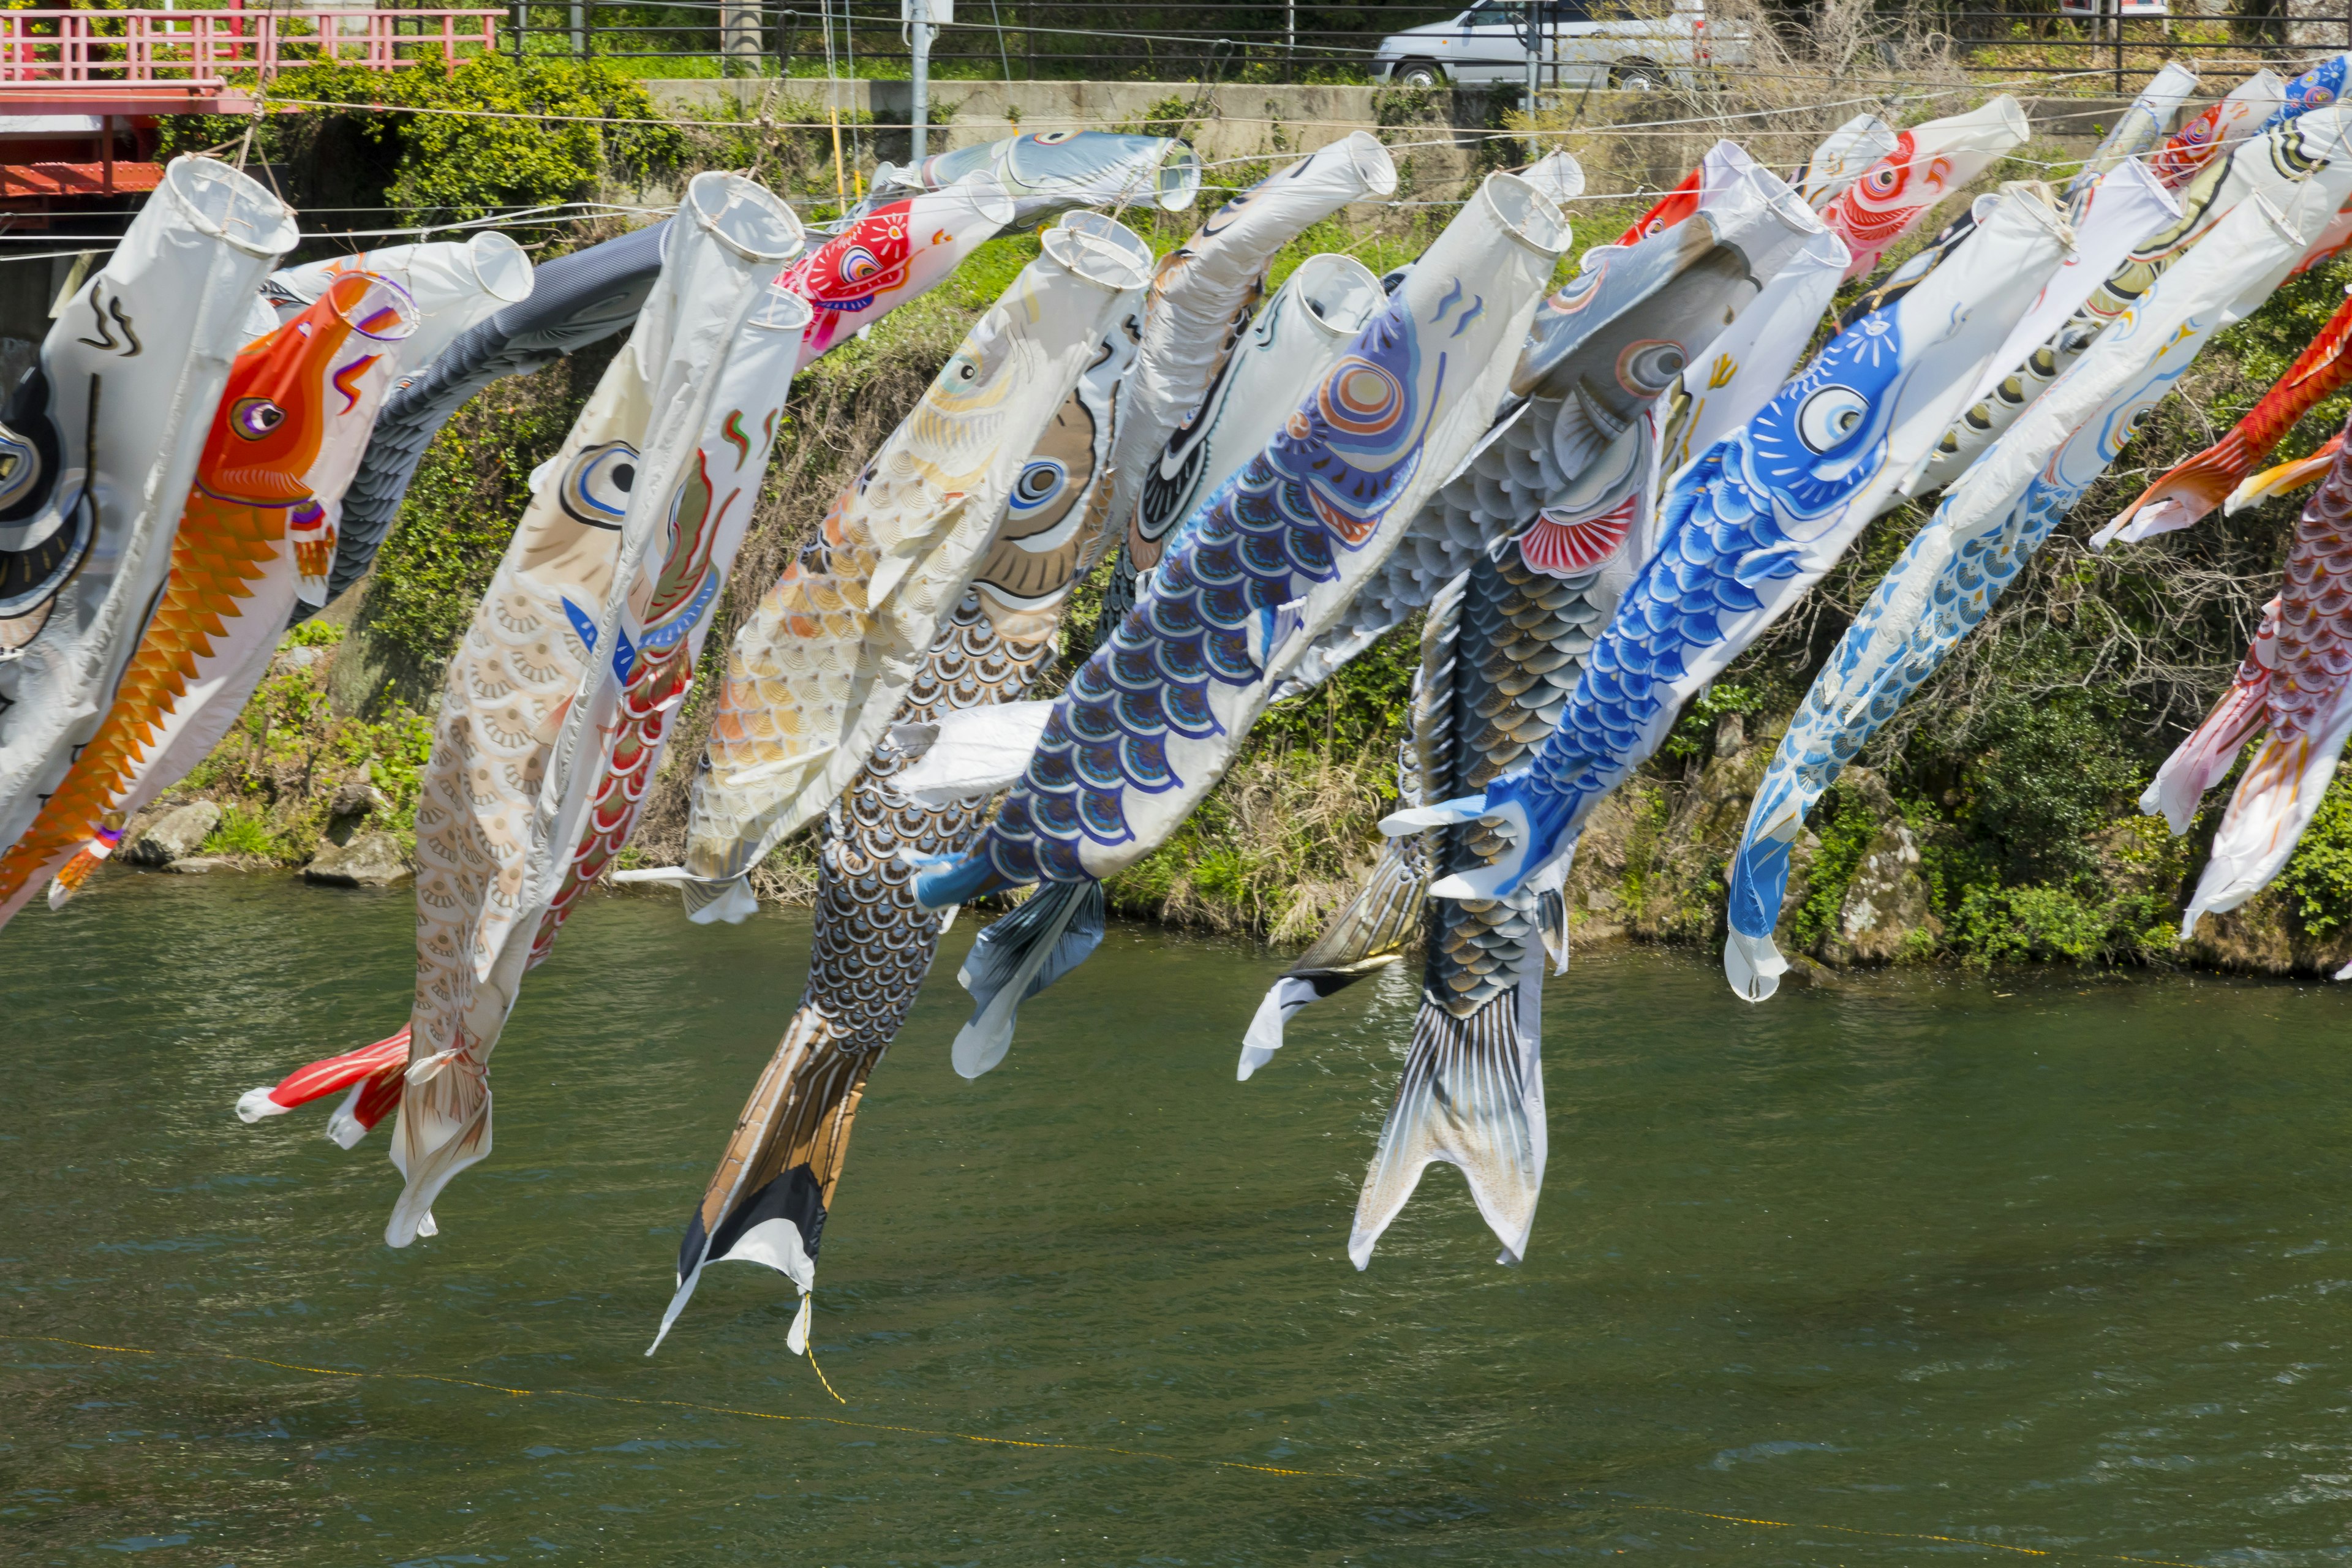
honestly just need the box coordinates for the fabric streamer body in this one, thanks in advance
[1295,144,1831,692]
[1721,170,2352,1000]
[2152,70,2285,190]
[2151,398,2352,948]
[911,173,1572,1074]
[867,129,1202,225]
[242,177,805,1247]
[644,226,1169,1348]
[1389,184,2073,904]
[2099,285,2352,544]
[0,271,415,926]
[1330,205,1806,1264]
[1815,97,2030,280]
[1248,169,1826,1063]
[0,157,296,855]
[677,217,1152,921]
[1919,106,2352,494]
[783,177,1016,368]
[263,236,530,605]
[1793,113,1900,209]
[2064,62,2198,208]
[1095,132,1400,634]
[530,283,817,960]
[303,224,674,616]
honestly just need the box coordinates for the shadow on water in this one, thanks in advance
[4,872,2352,1562]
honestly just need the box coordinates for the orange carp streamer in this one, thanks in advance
[2101,288,2352,545]
[0,275,373,927]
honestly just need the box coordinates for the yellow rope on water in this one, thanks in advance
[803,1340,848,1405]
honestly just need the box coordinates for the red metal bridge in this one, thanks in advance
[0,7,499,207]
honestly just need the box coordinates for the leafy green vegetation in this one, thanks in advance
[158,57,685,233]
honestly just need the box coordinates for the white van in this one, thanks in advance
[1372,0,1732,90]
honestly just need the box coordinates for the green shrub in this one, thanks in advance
[2280,769,2352,937]
[1787,782,1877,953]
[201,807,281,859]
[160,58,685,229]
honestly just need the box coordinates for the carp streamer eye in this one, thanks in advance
[232,398,287,440]
[1010,458,1068,514]
[1318,356,1406,439]
[837,245,881,285]
[0,426,37,510]
[559,440,639,530]
[1616,339,1688,397]
[1796,386,1869,454]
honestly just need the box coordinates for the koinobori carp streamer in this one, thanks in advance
[1379,184,2073,906]
[240,175,805,1245]
[910,172,1572,1076]
[0,272,417,930]
[0,157,296,856]
[1722,166,2352,1002]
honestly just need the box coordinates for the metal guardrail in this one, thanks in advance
[0,7,500,86]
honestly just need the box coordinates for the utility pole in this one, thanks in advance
[1523,0,1543,144]
[906,0,937,160]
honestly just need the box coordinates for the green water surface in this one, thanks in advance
[2,872,2350,1564]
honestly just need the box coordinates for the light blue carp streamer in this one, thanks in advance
[2260,53,2350,131]
[1722,375,2188,953]
[1721,167,2352,977]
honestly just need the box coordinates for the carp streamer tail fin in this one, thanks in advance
[1349,970,1547,1271]
[952,880,1104,1079]
[45,820,126,910]
[386,1044,492,1248]
[652,1005,834,1356]
[236,1025,412,1147]
[2096,430,2252,547]
[2185,723,2352,937]
[1239,834,1427,1081]
[2228,434,2345,514]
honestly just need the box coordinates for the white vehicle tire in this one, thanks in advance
[1392,59,1444,88]
[1608,56,1665,89]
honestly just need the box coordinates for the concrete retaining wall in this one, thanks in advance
[651,76,2136,197]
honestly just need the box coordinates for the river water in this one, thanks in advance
[3,873,2350,1564]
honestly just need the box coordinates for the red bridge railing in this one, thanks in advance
[0,9,500,87]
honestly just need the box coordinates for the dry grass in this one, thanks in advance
[1510,0,1975,197]
[1106,742,1403,943]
